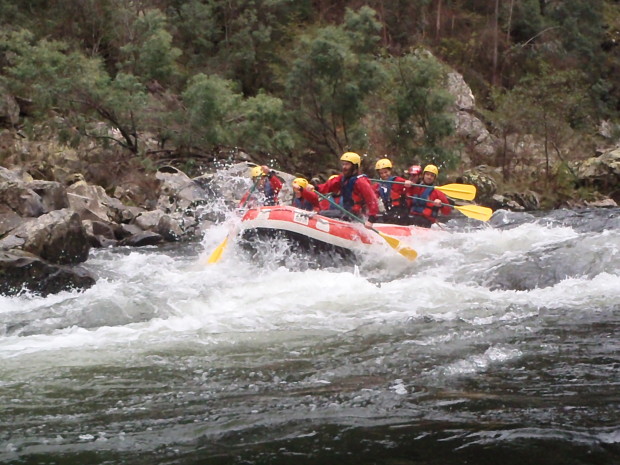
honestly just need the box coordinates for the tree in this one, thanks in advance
[381,50,456,170]
[0,29,149,153]
[490,65,594,183]
[118,9,181,85]
[284,6,385,164]
[179,73,241,151]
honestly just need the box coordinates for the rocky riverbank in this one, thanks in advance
[1,146,618,297]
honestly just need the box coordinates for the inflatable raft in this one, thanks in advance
[238,205,419,265]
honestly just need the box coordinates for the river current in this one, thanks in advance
[1,207,619,464]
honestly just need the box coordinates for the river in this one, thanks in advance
[1,207,619,465]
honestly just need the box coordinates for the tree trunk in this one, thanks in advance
[436,0,442,39]
[492,0,500,87]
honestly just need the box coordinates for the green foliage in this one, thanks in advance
[381,51,456,170]
[284,7,385,163]
[205,0,312,95]
[236,92,295,157]
[490,64,594,182]
[119,9,181,85]
[0,29,149,152]
[509,0,547,43]
[169,0,219,64]
[180,73,241,149]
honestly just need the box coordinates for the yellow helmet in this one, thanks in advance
[250,166,264,178]
[375,158,393,170]
[423,164,439,176]
[340,151,361,166]
[292,177,308,189]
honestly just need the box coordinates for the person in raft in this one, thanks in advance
[239,165,283,207]
[373,158,411,225]
[291,177,320,212]
[407,164,453,228]
[317,174,340,211]
[317,151,379,228]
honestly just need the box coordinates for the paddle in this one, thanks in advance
[315,191,417,261]
[408,196,493,222]
[369,179,476,201]
[206,178,259,264]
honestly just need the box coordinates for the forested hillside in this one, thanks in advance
[1,0,619,206]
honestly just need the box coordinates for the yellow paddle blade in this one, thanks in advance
[436,183,477,201]
[206,237,229,264]
[376,231,418,261]
[455,204,493,221]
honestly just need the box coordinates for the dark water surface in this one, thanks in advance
[1,208,619,464]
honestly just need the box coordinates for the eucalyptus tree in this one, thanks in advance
[178,73,294,165]
[380,50,456,172]
[284,6,386,168]
[490,65,593,184]
[0,29,148,154]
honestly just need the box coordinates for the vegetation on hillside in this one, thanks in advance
[0,0,618,204]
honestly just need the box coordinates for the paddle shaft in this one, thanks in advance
[370,178,476,199]
[408,195,492,221]
[315,191,370,227]
[408,195,453,209]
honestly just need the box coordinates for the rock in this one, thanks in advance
[0,166,32,183]
[0,181,45,217]
[0,211,29,236]
[0,84,20,126]
[157,214,183,241]
[6,208,90,264]
[461,166,500,204]
[25,180,69,213]
[0,249,95,297]
[154,165,214,238]
[118,231,163,247]
[573,148,620,193]
[585,198,618,208]
[447,71,476,111]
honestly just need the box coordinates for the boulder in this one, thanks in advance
[0,249,95,297]
[461,166,500,204]
[4,208,90,264]
[25,180,69,213]
[118,231,163,247]
[67,180,142,224]
[0,181,45,217]
[574,148,620,193]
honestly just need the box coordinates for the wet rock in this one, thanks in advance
[0,249,95,297]
[118,231,163,247]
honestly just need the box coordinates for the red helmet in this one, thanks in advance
[407,165,422,175]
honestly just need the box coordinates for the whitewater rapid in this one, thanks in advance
[1,208,619,464]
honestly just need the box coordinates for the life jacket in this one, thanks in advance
[378,176,394,207]
[410,186,439,218]
[341,174,367,214]
[378,175,406,210]
[263,181,277,206]
[293,196,314,211]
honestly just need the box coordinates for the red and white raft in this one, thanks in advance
[238,205,419,263]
